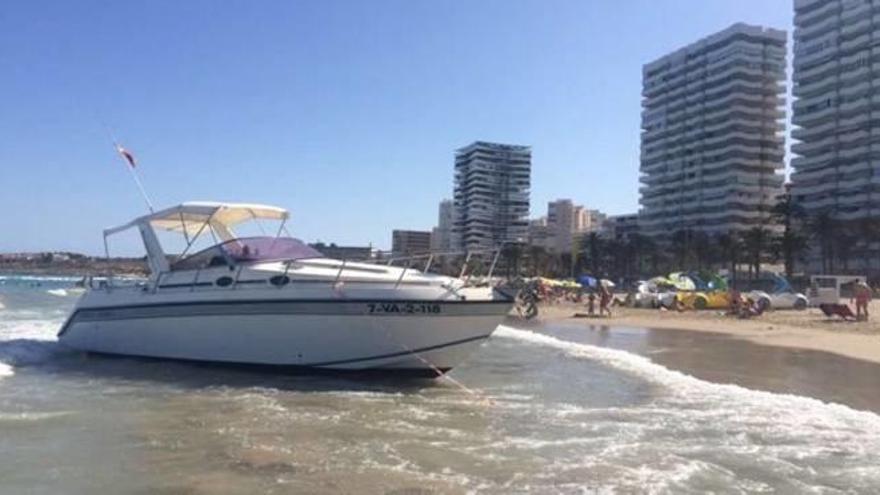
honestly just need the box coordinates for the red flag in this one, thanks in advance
[116,145,136,168]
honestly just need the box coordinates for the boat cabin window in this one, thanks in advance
[171,237,323,271]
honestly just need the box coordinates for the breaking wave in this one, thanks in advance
[493,326,880,491]
[0,317,64,381]
[496,325,880,425]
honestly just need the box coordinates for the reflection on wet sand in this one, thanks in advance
[544,320,880,413]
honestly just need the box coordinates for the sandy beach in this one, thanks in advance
[535,300,880,365]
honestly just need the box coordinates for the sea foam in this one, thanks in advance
[494,326,880,491]
[0,318,64,381]
[495,326,880,426]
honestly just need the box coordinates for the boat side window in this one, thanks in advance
[170,245,231,271]
[208,255,229,268]
[170,236,322,271]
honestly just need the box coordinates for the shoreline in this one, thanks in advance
[535,303,880,365]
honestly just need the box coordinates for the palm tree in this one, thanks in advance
[502,242,523,279]
[691,231,712,271]
[771,189,808,278]
[835,222,856,273]
[627,233,648,278]
[670,229,693,270]
[716,233,741,287]
[642,235,662,276]
[809,212,836,274]
[604,237,627,279]
[740,227,770,279]
[585,232,604,276]
[856,216,880,275]
[526,245,550,277]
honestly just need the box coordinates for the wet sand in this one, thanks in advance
[522,317,880,414]
[537,301,880,365]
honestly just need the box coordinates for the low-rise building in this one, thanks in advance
[392,230,432,257]
[602,214,641,240]
[308,242,373,260]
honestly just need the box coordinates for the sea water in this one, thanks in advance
[1,275,880,494]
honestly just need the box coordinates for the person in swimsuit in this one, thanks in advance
[853,281,872,321]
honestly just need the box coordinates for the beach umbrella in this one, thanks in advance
[707,274,728,291]
[600,279,615,288]
[647,276,674,289]
[668,272,696,291]
[577,275,597,288]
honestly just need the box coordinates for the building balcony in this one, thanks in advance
[839,97,870,115]
[793,149,836,168]
[796,1,840,28]
[791,118,837,140]
[839,110,871,129]
[839,77,871,99]
[797,12,840,41]
[841,16,871,39]
[796,56,838,81]
[839,129,871,147]
[792,104,837,127]
[794,42,836,71]
[841,1,872,23]
[791,133,835,155]
[841,32,871,53]
[793,181,838,199]
[795,74,841,101]
[840,64,871,84]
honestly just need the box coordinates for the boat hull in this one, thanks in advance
[58,299,510,375]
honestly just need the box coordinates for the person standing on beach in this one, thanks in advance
[599,285,612,317]
[853,281,872,321]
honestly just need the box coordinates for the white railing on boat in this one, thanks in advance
[91,245,511,293]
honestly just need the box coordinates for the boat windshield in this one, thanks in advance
[171,236,324,271]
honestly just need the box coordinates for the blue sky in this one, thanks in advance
[0,0,792,254]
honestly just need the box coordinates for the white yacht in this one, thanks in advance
[58,202,514,376]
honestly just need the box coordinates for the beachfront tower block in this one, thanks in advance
[452,141,531,250]
[639,23,787,238]
[430,199,454,253]
[791,0,880,221]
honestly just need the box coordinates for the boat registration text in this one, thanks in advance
[367,303,442,314]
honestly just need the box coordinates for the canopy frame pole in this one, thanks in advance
[459,252,473,279]
[269,217,287,253]
[177,211,216,261]
[487,247,502,280]
[102,234,113,291]
[207,224,219,245]
[274,218,286,240]
[333,259,348,285]
[179,212,190,245]
[249,209,268,236]
[394,258,413,289]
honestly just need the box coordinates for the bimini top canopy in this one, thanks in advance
[104,202,290,238]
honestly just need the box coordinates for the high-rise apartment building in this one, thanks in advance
[452,141,531,250]
[640,23,787,238]
[430,199,454,253]
[791,0,880,221]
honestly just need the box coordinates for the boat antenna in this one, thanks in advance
[103,124,155,213]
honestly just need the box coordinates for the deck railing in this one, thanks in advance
[95,245,512,293]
